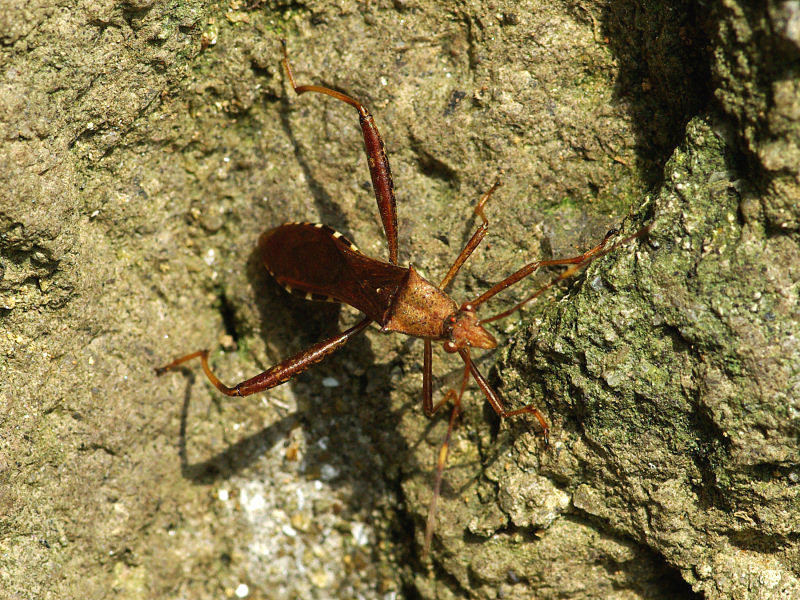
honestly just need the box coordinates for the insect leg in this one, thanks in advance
[423,339,434,415]
[458,348,550,445]
[469,227,618,315]
[438,177,503,290]
[281,41,399,265]
[156,317,372,396]
[422,339,458,417]
[477,224,652,323]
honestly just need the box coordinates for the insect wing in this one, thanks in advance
[259,223,407,322]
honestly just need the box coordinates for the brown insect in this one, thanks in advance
[157,41,650,555]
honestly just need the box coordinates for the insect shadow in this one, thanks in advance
[173,176,417,540]
[161,42,652,558]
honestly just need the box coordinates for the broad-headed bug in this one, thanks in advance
[157,41,651,555]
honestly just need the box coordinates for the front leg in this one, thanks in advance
[438,177,503,290]
[458,348,550,445]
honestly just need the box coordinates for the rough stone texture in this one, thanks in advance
[1,1,797,599]
[494,117,800,600]
[711,0,800,231]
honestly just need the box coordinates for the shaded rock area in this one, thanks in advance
[1,1,797,599]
